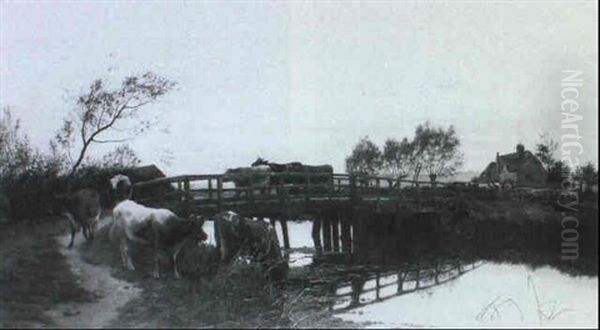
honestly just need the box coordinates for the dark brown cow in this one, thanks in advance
[56,188,102,248]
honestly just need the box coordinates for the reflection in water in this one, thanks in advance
[334,262,598,328]
[332,260,483,312]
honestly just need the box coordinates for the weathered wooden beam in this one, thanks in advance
[322,215,332,253]
[331,213,340,253]
[312,218,323,255]
[280,219,290,250]
[341,216,352,254]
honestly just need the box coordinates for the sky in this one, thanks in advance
[1,1,598,176]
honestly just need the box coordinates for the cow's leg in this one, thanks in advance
[82,225,89,241]
[120,238,135,271]
[68,219,77,248]
[172,239,188,279]
[151,221,161,279]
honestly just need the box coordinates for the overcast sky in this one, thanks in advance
[1,1,597,176]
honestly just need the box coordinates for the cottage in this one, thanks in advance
[479,144,547,188]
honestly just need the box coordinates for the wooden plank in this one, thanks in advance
[322,215,332,253]
[280,219,290,250]
[217,177,222,212]
[312,218,323,255]
[331,214,340,253]
[341,218,352,254]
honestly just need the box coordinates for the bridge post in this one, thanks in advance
[280,219,290,251]
[217,176,222,212]
[312,218,323,255]
[322,213,332,253]
[331,212,340,253]
[341,214,352,255]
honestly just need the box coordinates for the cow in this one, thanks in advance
[251,157,333,193]
[110,174,133,203]
[213,211,288,288]
[110,199,208,279]
[54,188,102,248]
[222,165,272,197]
[108,174,208,279]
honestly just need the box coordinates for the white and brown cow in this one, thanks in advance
[109,175,207,279]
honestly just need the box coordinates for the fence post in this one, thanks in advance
[217,176,222,212]
[208,178,213,200]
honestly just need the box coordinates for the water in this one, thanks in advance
[268,220,598,328]
[200,219,597,327]
[334,263,598,328]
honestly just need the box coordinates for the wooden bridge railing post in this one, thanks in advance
[184,177,191,215]
[217,176,222,212]
[208,178,213,200]
[305,173,311,201]
[350,175,357,203]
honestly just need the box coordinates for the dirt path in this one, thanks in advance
[44,217,142,327]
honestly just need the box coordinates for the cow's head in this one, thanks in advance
[251,157,268,167]
[109,174,132,204]
[188,213,209,242]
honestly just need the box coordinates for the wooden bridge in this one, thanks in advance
[131,172,484,257]
[132,172,477,215]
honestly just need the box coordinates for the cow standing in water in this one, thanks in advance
[109,174,208,279]
[214,211,288,287]
[55,188,102,248]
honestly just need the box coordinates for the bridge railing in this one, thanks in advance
[132,172,469,213]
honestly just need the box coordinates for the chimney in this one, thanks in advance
[516,144,525,158]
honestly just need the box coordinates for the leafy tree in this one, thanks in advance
[55,72,176,176]
[382,137,415,180]
[547,160,571,184]
[412,121,463,184]
[0,107,40,181]
[345,136,383,176]
[575,162,598,191]
[534,132,558,171]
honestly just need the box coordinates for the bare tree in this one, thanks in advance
[55,72,176,176]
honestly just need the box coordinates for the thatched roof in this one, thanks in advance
[479,150,545,181]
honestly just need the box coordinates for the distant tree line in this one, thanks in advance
[534,131,598,191]
[345,121,464,184]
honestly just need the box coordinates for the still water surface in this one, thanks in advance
[205,219,598,327]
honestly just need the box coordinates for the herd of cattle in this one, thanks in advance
[222,158,334,195]
[61,171,288,284]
